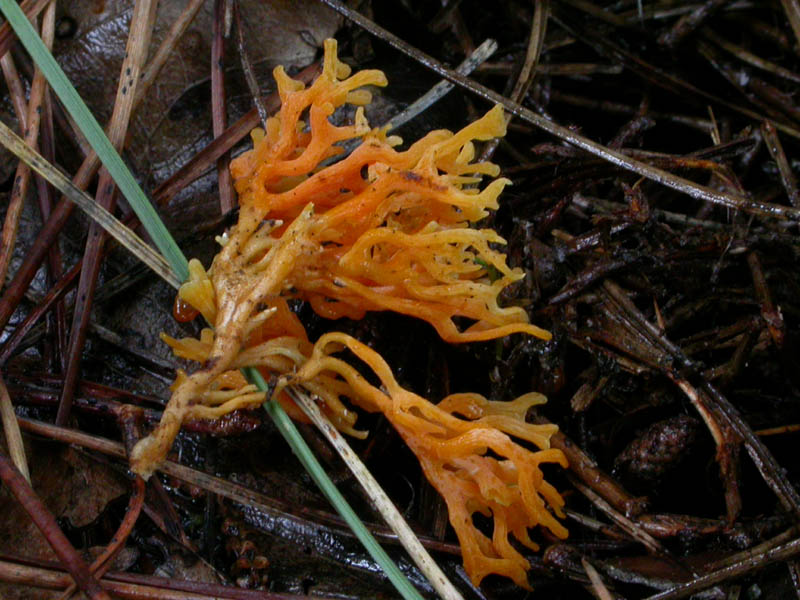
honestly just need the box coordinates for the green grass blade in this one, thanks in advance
[0,0,188,283]
[0,6,427,597]
[243,368,425,600]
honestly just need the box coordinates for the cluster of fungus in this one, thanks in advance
[131,39,567,587]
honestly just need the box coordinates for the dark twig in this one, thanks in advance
[646,535,800,600]
[0,53,27,138]
[212,0,235,215]
[658,0,732,48]
[0,0,50,61]
[780,0,800,50]
[539,418,647,516]
[0,2,55,288]
[233,0,269,127]
[761,120,800,209]
[136,0,206,104]
[0,450,111,600]
[0,555,329,599]
[669,376,743,523]
[480,0,548,161]
[0,262,78,365]
[702,28,800,85]
[747,250,785,349]
[568,475,669,557]
[37,93,67,370]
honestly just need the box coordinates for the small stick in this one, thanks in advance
[0,450,111,600]
[0,53,28,127]
[212,0,235,214]
[757,424,800,436]
[233,0,268,127]
[788,561,800,599]
[541,420,647,517]
[581,557,616,600]
[761,120,800,209]
[480,0,548,161]
[557,0,629,27]
[136,0,206,103]
[37,92,68,369]
[568,476,668,557]
[0,556,325,599]
[0,0,50,60]
[646,535,800,600]
[0,1,55,290]
[747,250,785,349]
[670,376,742,522]
[780,0,800,52]
[702,29,800,84]
[658,0,732,47]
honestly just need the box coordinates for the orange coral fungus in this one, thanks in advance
[228,41,550,343]
[284,333,567,587]
[130,38,566,587]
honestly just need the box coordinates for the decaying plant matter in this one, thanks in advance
[131,39,565,586]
